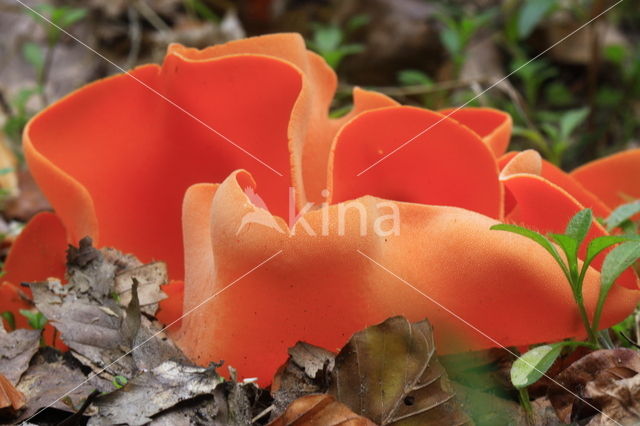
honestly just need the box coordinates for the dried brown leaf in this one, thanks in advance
[328,316,471,426]
[114,262,168,315]
[88,361,222,426]
[269,394,377,426]
[0,325,40,385]
[15,348,102,421]
[584,373,640,426]
[548,348,640,423]
[271,342,335,419]
[30,239,185,381]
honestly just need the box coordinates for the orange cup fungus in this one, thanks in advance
[1,34,638,382]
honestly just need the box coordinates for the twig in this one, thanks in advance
[134,0,171,33]
[0,87,12,116]
[251,404,274,423]
[126,5,142,69]
[338,78,492,97]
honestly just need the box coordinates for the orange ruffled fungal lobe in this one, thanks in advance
[12,33,640,384]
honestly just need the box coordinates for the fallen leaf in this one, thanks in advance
[0,323,40,385]
[114,262,168,316]
[271,342,335,419]
[15,347,102,421]
[328,316,471,425]
[30,238,186,381]
[548,348,640,423]
[88,361,222,426]
[584,373,640,425]
[0,372,25,418]
[269,394,377,426]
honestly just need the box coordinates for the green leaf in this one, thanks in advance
[585,235,632,264]
[1,311,16,331]
[22,42,45,75]
[558,107,589,141]
[593,241,640,330]
[511,343,565,389]
[346,14,370,32]
[440,28,461,56]
[517,0,556,39]
[601,241,640,288]
[313,26,343,52]
[603,44,627,65]
[113,375,128,389]
[19,309,47,330]
[491,224,569,278]
[397,70,434,86]
[605,200,640,232]
[565,209,593,245]
[549,233,578,279]
[56,7,87,29]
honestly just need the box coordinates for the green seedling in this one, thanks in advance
[492,208,640,345]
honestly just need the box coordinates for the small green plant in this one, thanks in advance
[183,0,219,22]
[494,207,640,416]
[113,375,128,389]
[19,309,48,330]
[513,107,589,166]
[24,5,87,105]
[3,87,40,144]
[492,208,640,345]
[307,15,368,70]
[436,9,495,75]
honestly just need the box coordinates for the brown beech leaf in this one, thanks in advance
[269,394,377,426]
[328,316,471,426]
[548,348,640,423]
[0,324,40,385]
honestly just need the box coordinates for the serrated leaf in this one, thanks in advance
[565,208,592,245]
[329,316,470,425]
[605,200,640,231]
[511,343,565,389]
[491,224,568,277]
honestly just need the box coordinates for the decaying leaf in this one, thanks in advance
[114,262,168,316]
[0,323,40,385]
[271,342,335,418]
[88,360,223,426]
[269,394,377,426]
[30,238,186,381]
[0,372,26,417]
[548,348,640,423]
[15,348,101,421]
[328,316,471,426]
[583,373,640,426]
